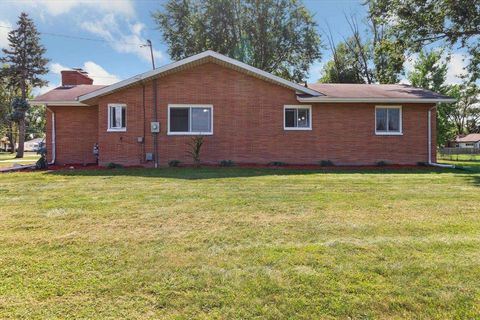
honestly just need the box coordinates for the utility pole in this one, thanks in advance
[141,40,158,167]
[142,39,155,70]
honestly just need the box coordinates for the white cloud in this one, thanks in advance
[446,53,468,84]
[80,14,162,64]
[18,0,135,18]
[0,20,12,49]
[50,62,66,75]
[82,61,121,85]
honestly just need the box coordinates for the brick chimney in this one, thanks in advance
[61,68,93,86]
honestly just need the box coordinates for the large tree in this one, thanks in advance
[367,0,480,81]
[1,12,49,158]
[319,14,404,84]
[318,39,366,83]
[153,0,322,82]
[0,65,20,153]
[407,50,455,146]
[447,82,480,136]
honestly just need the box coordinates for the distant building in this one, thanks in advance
[24,138,44,152]
[455,134,480,148]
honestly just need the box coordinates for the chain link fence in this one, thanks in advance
[438,147,480,161]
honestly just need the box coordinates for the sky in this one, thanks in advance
[0,0,468,96]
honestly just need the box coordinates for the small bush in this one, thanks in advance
[319,160,335,167]
[417,161,428,166]
[35,143,48,169]
[107,162,123,169]
[376,160,388,167]
[168,160,181,167]
[269,161,287,166]
[186,136,204,167]
[220,160,235,167]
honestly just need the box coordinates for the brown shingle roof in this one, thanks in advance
[307,83,451,100]
[33,85,106,102]
[456,134,480,143]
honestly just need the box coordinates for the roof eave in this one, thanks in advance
[296,97,457,104]
[29,100,89,106]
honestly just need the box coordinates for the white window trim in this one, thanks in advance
[107,103,127,132]
[375,105,403,136]
[167,104,214,135]
[283,105,312,131]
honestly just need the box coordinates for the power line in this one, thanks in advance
[0,24,147,47]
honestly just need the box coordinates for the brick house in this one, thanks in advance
[32,51,454,167]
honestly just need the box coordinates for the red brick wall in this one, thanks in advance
[46,106,98,165]
[92,62,436,166]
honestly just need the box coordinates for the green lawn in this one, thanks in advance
[0,167,479,319]
[0,152,39,168]
[438,153,480,162]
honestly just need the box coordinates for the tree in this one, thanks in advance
[1,12,49,158]
[448,83,480,136]
[407,49,455,146]
[318,40,366,83]
[153,0,321,82]
[25,104,46,140]
[319,13,404,84]
[0,66,18,153]
[367,0,480,81]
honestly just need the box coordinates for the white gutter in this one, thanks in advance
[297,97,457,104]
[30,100,88,106]
[428,104,454,168]
[46,107,56,165]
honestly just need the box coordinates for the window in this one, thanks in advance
[284,105,312,130]
[108,104,126,131]
[168,104,213,135]
[375,106,402,135]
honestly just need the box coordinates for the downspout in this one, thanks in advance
[46,106,56,165]
[152,78,159,168]
[428,104,454,168]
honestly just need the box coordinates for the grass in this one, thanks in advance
[438,153,480,162]
[0,152,39,168]
[438,154,480,173]
[0,167,479,319]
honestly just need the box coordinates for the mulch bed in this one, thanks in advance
[30,162,438,172]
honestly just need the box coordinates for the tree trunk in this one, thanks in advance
[16,73,27,158]
[16,118,25,158]
[7,122,16,154]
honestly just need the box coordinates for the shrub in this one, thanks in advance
[107,162,123,169]
[35,142,48,169]
[376,160,388,167]
[168,160,181,167]
[269,161,287,166]
[186,136,204,167]
[220,160,235,167]
[417,161,428,166]
[319,160,334,167]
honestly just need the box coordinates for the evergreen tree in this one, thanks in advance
[1,12,49,158]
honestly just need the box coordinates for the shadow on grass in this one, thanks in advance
[44,166,479,182]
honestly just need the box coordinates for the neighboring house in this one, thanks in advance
[32,51,454,167]
[455,134,480,148]
[24,138,44,152]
